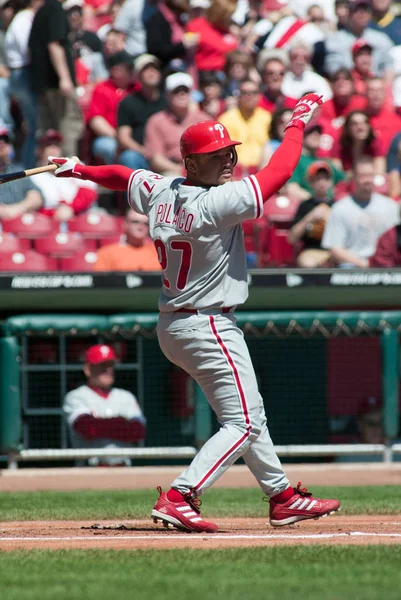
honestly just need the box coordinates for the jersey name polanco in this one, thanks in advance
[128,169,263,311]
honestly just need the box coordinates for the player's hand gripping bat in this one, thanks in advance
[0,164,58,185]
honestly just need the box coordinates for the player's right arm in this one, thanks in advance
[48,157,165,215]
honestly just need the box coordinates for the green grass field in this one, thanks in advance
[1,547,401,600]
[1,486,400,600]
[0,485,399,520]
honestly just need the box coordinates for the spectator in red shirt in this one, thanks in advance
[330,110,385,175]
[369,219,401,267]
[319,68,362,130]
[358,77,401,153]
[186,0,239,72]
[351,38,374,96]
[86,50,136,164]
[144,72,208,176]
[256,49,292,113]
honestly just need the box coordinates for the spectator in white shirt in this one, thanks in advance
[322,156,399,268]
[5,0,43,168]
[281,39,332,105]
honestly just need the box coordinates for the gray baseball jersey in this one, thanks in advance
[127,167,290,499]
[128,169,263,312]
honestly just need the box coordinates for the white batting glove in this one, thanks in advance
[285,93,324,132]
[48,156,83,178]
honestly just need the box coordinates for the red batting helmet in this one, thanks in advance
[180,121,241,163]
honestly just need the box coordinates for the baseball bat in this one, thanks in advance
[0,164,57,185]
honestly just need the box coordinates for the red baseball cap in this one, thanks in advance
[85,344,116,364]
[306,160,333,180]
[352,38,373,56]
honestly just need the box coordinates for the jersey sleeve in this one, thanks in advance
[63,389,92,426]
[201,177,263,228]
[123,391,147,424]
[127,169,165,215]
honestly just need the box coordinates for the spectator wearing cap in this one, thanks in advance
[324,0,394,80]
[37,129,98,221]
[94,208,162,271]
[28,0,84,158]
[146,0,200,71]
[351,38,374,95]
[256,49,292,113]
[117,54,167,171]
[4,0,42,169]
[86,50,136,164]
[185,0,239,73]
[144,72,208,177]
[369,0,401,45]
[330,109,385,175]
[287,123,345,201]
[63,343,146,467]
[198,70,227,119]
[322,156,399,268]
[289,161,334,268]
[335,397,386,462]
[319,69,365,130]
[219,78,272,176]
[281,39,333,105]
[0,126,43,219]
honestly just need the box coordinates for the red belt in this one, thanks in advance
[175,307,234,314]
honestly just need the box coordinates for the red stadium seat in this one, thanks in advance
[259,226,296,267]
[0,233,30,252]
[0,250,58,271]
[68,211,120,239]
[263,194,300,226]
[2,213,54,239]
[34,233,96,258]
[59,251,98,271]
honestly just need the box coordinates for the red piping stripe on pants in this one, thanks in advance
[194,315,252,492]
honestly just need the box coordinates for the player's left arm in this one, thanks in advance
[252,93,324,202]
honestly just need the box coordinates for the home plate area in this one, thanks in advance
[1,516,401,550]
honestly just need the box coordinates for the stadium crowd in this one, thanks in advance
[1,0,401,270]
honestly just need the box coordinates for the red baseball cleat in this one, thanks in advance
[151,487,218,533]
[269,482,341,527]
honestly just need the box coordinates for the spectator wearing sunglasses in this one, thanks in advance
[93,208,161,272]
[0,126,42,220]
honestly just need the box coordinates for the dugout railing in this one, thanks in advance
[0,311,400,469]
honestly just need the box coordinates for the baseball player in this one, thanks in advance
[63,344,146,466]
[49,92,340,532]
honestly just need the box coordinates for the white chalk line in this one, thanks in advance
[1,532,401,542]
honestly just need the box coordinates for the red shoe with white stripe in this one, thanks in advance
[269,482,341,527]
[151,487,218,533]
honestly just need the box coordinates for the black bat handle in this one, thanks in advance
[0,171,25,184]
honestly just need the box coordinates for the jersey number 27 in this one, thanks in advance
[154,239,193,290]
